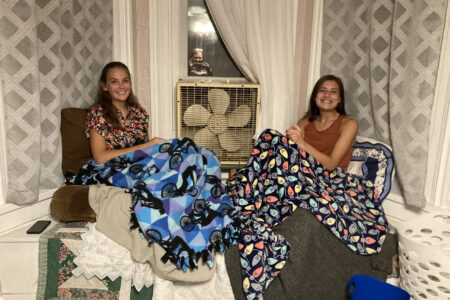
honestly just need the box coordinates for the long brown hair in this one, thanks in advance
[303,74,347,121]
[94,61,139,129]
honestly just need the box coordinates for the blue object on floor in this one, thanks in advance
[348,274,410,300]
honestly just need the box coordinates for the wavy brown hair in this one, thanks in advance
[303,74,347,121]
[94,61,139,129]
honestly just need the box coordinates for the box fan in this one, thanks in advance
[177,82,260,167]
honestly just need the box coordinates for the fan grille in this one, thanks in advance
[177,82,260,167]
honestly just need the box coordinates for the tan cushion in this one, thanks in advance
[61,108,91,176]
[50,185,95,222]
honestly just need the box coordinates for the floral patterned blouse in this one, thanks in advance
[85,104,149,149]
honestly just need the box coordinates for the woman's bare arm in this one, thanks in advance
[89,129,164,164]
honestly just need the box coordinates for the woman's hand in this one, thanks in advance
[90,130,167,164]
[288,117,358,171]
[286,124,303,144]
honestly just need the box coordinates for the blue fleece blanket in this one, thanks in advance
[68,138,241,270]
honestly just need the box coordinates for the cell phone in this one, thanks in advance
[26,220,51,234]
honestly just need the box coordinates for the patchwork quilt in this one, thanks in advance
[36,222,154,299]
[227,129,393,300]
[67,138,241,271]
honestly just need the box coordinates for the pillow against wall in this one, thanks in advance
[61,108,92,176]
[52,108,92,222]
[348,136,395,202]
[51,184,95,222]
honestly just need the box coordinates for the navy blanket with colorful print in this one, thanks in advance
[226,129,389,300]
[68,137,241,271]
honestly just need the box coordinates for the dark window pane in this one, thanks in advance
[188,0,243,78]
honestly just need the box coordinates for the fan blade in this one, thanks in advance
[194,127,216,149]
[218,131,244,152]
[227,105,251,127]
[235,128,254,155]
[183,104,210,126]
[208,89,229,115]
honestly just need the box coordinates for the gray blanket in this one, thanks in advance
[225,207,397,300]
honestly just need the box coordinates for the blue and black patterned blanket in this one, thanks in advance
[68,138,241,270]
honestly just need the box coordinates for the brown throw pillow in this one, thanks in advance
[51,108,95,222]
[61,108,91,176]
[51,185,95,222]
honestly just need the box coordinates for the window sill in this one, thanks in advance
[0,189,56,234]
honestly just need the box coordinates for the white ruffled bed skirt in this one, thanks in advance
[73,223,235,300]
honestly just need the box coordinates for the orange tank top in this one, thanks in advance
[303,115,353,170]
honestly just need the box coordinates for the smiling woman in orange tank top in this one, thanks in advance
[227,75,388,300]
[286,75,358,171]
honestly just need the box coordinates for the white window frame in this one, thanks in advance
[306,0,323,97]
[112,0,133,73]
[425,1,450,210]
[0,77,7,205]
[308,0,450,222]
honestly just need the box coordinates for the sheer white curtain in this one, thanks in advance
[148,0,183,140]
[206,0,300,136]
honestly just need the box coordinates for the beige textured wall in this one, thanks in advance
[294,0,314,121]
[132,0,151,117]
